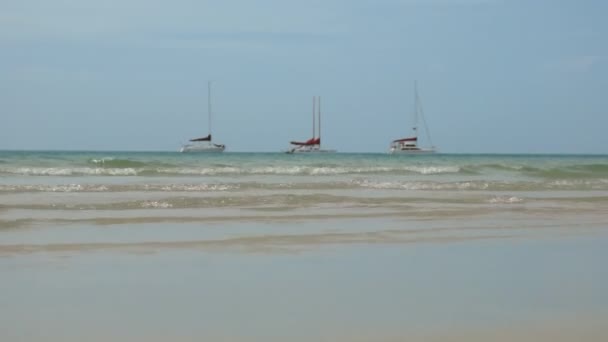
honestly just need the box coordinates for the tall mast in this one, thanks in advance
[208,81,212,140]
[312,96,316,139]
[413,80,418,138]
[318,96,321,147]
[417,82,434,148]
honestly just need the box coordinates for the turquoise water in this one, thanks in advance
[1,151,608,192]
[2,150,608,231]
[2,151,608,214]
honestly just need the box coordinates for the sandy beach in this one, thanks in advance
[2,213,608,341]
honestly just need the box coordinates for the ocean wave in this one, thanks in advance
[0,194,484,211]
[480,163,524,171]
[523,164,608,179]
[2,157,607,183]
[5,163,605,178]
[487,196,524,204]
[0,183,240,193]
[0,184,111,192]
[0,167,138,176]
[6,159,608,178]
[353,179,608,191]
[88,158,176,169]
[165,165,463,176]
[0,165,463,176]
[354,180,491,191]
[6,192,608,212]
[447,162,608,180]
[4,178,608,194]
[140,201,173,209]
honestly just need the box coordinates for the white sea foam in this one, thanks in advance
[488,196,524,204]
[156,165,461,176]
[44,184,109,192]
[90,157,115,164]
[401,166,461,174]
[1,167,138,176]
[0,183,237,193]
[140,201,173,209]
[354,179,490,191]
[156,184,239,192]
[0,163,464,177]
[254,166,307,175]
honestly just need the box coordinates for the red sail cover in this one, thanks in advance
[190,134,211,142]
[290,137,319,146]
[392,137,417,143]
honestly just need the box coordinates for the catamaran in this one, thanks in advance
[286,96,336,154]
[390,82,436,154]
[180,82,226,153]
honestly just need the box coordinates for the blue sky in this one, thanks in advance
[1,0,607,153]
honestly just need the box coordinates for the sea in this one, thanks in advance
[2,151,608,341]
[1,151,608,216]
[2,149,607,250]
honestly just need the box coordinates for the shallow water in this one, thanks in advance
[1,151,608,340]
[1,234,607,341]
[1,152,608,228]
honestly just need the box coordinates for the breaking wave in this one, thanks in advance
[487,196,524,204]
[3,178,608,194]
[1,154,607,183]
[523,164,608,179]
[0,165,464,176]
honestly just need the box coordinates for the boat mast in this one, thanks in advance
[413,80,418,139]
[208,81,212,141]
[318,96,321,147]
[417,84,434,149]
[312,96,316,140]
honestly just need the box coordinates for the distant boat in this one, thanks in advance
[390,82,436,154]
[180,82,226,153]
[286,96,336,154]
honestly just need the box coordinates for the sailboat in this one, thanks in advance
[286,96,336,154]
[389,82,436,154]
[180,81,226,153]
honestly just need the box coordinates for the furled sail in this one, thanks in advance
[190,134,211,142]
[290,137,318,146]
[392,137,417,143]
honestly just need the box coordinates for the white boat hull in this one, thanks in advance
[286,145,336,154]
[180,143,225,153]
[389,148,436,154]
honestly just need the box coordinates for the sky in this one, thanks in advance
[1,0,607,153]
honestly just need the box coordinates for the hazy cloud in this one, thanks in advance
[545,55,602,73]
[0,0,349,42]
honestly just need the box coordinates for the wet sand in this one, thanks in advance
[2,214,608,341]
